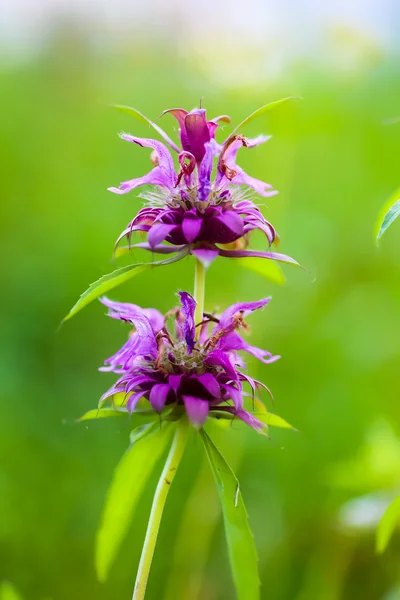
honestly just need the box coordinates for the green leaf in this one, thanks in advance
[63,249,188,322]
[64,263,149,322]
[230,97,300,136]
[113,105,180,152]
[237,257,285,285]
[375,189,400,243]
[376,495,400,554]
[200,429,260,600]
[96,421,173,581]
[78,408,127,421]
[253,411,296,430]
[0,583,23,600]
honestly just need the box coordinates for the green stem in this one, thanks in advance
[132,419,189,600]
[194,258,206,339]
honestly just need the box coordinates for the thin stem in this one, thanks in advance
[132,418,189,600]
[194,258,206,339]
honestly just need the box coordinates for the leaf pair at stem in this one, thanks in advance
[96,419,260,600]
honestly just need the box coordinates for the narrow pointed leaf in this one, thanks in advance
[230,97,300,136]
[64,263,149,322]
[63,249,188,322]
[253,411,296,430]
[200,429,260,600]
[376,495,400,554]
[96,422,173,581]
[113,105,180,153]
[375,189,400,243]
[78,408,127,421]
[237,257,285,285]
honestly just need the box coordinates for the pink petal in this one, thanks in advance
[190,247,219,268]
[149,383,171,412]
[182,395,209,428]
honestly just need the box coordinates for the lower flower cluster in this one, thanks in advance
[100,292,278,431]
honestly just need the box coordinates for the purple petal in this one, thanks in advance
[183,395,209,428]
[108,166,172,195]
[218,248,301,267]
[125,375,156,392]
[236,409,267,433]
[238,372,256,399]
[216,210,244,236]
[149,383,171,412]
[217,332,280,365]
[148,224,177,247]
[126,242,185,254]
[162,108,190,150]
[242,343,280,364]
[120,134,176,184]
[178,291,197,353]
[190,247,219,268]
[99,297,163,333]
[143,308,165,332]
[196,373,221,398]
[118,106,180,153]
[216,134,275,196]
[127,389,148,412]
[221,134,270,159]
[169,374,183,393]
[205,350,238,381]
[198,140,219,202]
[216,298,271,332]
[246,134,272,148]
[100,297,158,358]
[207,121,218,139]
[182,212,202,243]
[114,224,151,252]
[231,171,278,197]
[221,383,243,410]
[101,338,145,373]
[184,110,211,163]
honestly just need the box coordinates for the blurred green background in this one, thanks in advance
[2,14,400,600]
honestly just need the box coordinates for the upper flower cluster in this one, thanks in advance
[109,107,297,268]
[99,292,277,431]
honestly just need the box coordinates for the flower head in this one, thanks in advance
[99,292,279,431]
[109,106,298,269]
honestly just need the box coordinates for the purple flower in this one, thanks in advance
[109,106,299,269]
[99,292,279,431]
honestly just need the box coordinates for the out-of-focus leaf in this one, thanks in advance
[63,249,188,322]
[0,583,23,600]
[113,105,180,152]
[200,430,260,600]
[96,422,172,582]
[237,257,285,285]
[376,192,400,243]
[78,408,127,421]
[230,97,300,136]
[376,495,400,554]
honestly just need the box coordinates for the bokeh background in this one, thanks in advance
[2,1,400,598]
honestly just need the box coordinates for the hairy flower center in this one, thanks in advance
[140,183,251,212]
[156,340,207,375]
